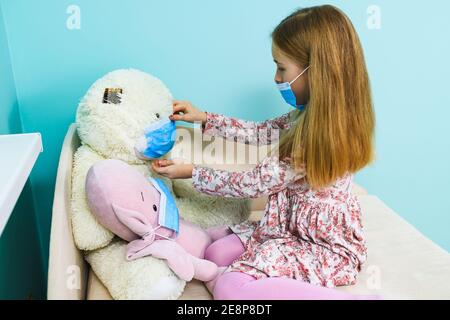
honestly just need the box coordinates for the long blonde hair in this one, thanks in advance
[272,5,376,190]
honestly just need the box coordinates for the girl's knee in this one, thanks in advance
[204,238,231,267]
[204,234,245,267]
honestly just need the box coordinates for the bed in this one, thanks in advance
[47,123,450,300]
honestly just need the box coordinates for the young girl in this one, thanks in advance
[152,5,379,300]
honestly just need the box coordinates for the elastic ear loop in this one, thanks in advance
[289,65,310,85]
[143,225,177,242]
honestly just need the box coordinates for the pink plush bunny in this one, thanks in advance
[85,159,218,282]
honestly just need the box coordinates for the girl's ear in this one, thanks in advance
[111,203,152,236]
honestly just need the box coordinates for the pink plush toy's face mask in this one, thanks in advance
[85,159,177,248]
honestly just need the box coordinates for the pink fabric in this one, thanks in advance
[204,234,381,300]
[213,272,382,300]
[204,234,246,267]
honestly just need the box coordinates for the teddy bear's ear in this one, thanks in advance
[112,203,152,237]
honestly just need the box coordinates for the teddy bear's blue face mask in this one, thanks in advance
[135,118,177,159]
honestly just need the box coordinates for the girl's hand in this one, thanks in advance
[169,100,207,124]
[150,158,194,179]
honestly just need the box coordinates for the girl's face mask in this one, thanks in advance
[276,66,310,111]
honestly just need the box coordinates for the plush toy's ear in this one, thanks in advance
[111,203,152,237]
[112,203,160,262]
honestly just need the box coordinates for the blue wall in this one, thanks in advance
[0,2,45,299]
[0,1,19,134]
[0,0,448,292]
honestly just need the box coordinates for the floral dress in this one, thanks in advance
[191,111,367,288]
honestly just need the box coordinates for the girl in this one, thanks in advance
[152,5,379,300]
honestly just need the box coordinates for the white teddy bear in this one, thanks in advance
[71,69,250,299]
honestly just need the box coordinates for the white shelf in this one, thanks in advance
[0,132,43,236]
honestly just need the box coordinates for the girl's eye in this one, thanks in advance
[277,67,285,72]
[153,204,157,211]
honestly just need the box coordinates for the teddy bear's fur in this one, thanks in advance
[85,238,186,300]
[70,69,250,299]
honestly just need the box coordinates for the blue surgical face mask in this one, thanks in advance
[276,66,310,111]
[135,118,176,159]
[149,177,179,239]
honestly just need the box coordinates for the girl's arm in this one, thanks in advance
[201,111,296,146]
[192,156,305,199]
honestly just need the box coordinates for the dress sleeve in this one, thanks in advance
[201,111,296,146]
[191,156,306,199]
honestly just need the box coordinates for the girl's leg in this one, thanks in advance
[204,266,228,294]
[204,234,245,267]
[213,272,382,300]
[206,225,233,241]
[203,234,246,295]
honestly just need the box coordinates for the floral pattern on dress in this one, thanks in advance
[193,112,367,288]
[192,155,305,199]
[201,111,296,145]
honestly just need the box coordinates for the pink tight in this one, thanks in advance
[205,226,244,267]
[204,226,382,300]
